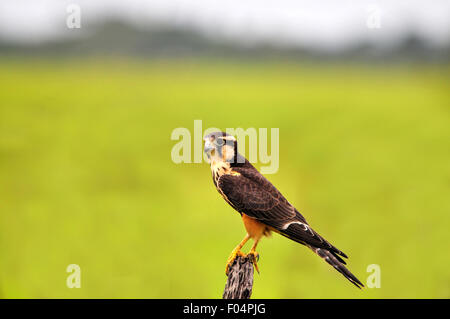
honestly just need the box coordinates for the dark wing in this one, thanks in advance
[218,167,346,258]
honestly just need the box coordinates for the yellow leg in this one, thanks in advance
[225,234,250,275]
[246,239,260,274]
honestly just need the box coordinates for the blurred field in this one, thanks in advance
[0,59,449,298]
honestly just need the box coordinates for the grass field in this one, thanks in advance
[0,59,449,298]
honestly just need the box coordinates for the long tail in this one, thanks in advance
[308,245,364,289]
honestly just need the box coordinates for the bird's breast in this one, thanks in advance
[210,160,241,210]
[210,160,240,187]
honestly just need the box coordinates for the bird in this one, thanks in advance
[203,131,364,289]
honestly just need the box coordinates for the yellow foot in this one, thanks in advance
[225,249,245,275]
[246,251,260,274]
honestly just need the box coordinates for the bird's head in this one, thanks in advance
[204,131,242,164]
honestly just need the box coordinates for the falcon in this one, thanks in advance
[204,131,364,289]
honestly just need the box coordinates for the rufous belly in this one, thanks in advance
[242,214,271,240]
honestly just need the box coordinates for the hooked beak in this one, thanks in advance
[204,138,214,154]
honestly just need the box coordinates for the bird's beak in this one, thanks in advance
[204,138,214,154]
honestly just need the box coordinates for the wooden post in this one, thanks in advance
[223,255,254,299]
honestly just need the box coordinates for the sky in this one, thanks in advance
[0,0,449,50]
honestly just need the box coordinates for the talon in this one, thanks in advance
[225,249,245,275]
[246,251,260,274]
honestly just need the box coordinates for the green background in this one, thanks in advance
[0,59,449,298]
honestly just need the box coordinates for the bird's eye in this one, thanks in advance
[215,138,225,146]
